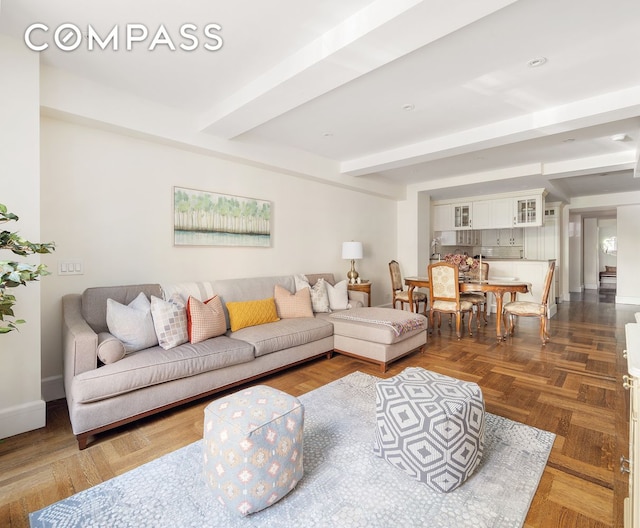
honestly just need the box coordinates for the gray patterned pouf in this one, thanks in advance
[373,367,485,493]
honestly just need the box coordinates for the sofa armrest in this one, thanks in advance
[348,290,368,308]
[62,294,98,384]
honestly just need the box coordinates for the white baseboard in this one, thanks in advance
[0,399,46,440]
[616,296,640,306]
[42,375,65,402]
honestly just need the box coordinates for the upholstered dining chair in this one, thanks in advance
[503,260,556,344]
[428,262,474,339]
[389,260,427,313]
[461,262,490,327]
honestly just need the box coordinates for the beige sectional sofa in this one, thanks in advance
[62,273,368,449]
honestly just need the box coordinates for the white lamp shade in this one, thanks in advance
[342,241,363,260]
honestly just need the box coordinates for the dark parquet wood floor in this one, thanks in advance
[1,290,636,527]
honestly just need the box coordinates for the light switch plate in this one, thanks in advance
[58,260,83,275]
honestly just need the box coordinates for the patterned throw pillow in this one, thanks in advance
[325,279,349,311]
[274,284,314,318]
[150,294,188,350]
[294,274,330,313]
[186,295,227,343]
[106,292,158,353]
[187,295,227,343]
[226,298,280,332]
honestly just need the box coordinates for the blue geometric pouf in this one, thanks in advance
[373,367,485,493]
[204,385,304,516]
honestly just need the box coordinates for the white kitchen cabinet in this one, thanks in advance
[453,203,472,229]
[473,198,512,229]
[456,230,481,246]
[502,228,523,246]
[513,194,543,227]
[524,228,541,260]
[492,198,514,228]
[433,204,452,231]
[483,228,523,246]
[524,207,558,260]
[472,200,492,229]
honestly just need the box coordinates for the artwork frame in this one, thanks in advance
[173,186,272,247]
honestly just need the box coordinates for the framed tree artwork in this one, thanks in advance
[173,187,271,247]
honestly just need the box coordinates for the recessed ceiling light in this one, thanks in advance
[563,138,575,143]
[611,133,628,141]
[402,103,415,111]
[322,132,333,137]
[527,57,547,68]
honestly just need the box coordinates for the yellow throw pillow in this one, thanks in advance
[274,284,314,318]
[226,298,280,332]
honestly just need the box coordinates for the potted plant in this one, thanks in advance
[0,203,55,333]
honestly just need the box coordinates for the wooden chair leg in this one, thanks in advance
[541,315,550,344]
[467,311,473,337]
[455,312,462,339]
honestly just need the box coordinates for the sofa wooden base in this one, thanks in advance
[334,344,425,373]
[75,351,332,449]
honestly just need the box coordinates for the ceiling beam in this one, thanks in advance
[341,86,640,176]
[198,0,518,139]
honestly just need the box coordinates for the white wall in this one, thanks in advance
[617,204,640,305]
[39,117,397,394]
[583,217,598,290]
[567,213,583,293]
[0,35,46,438]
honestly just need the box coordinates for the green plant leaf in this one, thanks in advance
[0,203,55,333]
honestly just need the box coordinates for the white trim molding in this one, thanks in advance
[0,399,46,440]
[42,375,65,402]
[617,296,640,306]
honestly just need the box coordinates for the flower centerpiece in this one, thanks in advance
[443,253,479,273]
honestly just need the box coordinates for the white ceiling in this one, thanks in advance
[2,0,640,203]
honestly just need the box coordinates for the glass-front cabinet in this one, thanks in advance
[513,195,542,227]
[453,203,472,229]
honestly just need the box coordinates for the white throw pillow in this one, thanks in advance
[151,294,189,350]
[326,280,349,311]
[106,292,158,353]
[295,274,331,313]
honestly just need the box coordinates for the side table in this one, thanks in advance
[348,281,372,307]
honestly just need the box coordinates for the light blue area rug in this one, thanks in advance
[30,371,555,528]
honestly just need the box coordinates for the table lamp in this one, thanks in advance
[342,241,363,283]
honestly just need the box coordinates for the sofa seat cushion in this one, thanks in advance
[73,336,254,403]
[330,307,427,345]
[229,317,333,357]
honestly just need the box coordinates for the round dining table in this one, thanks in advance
[404,276,530,341]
